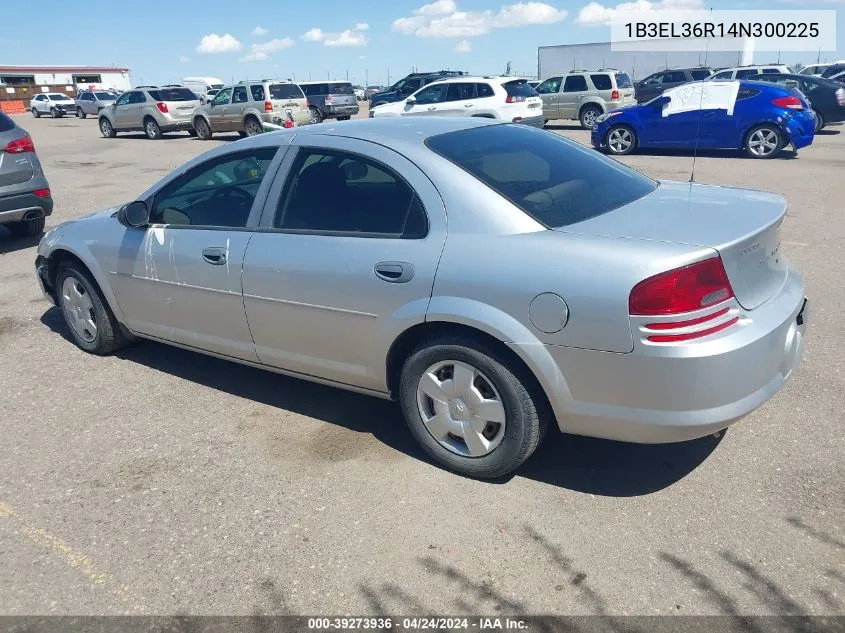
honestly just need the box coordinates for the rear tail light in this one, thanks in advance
[264,101,273,112]
[630,258,738,343]
[611,89,620,101]
[505,95,526,103]
[155,102,169,113]
[33,188,51,198]
[836,88,845,107]
[4,135,35,154]
[772,96,803,110]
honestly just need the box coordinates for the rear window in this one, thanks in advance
[0,113,15,132]
[503,80,537,97]
[268,84,304,100]
[590,74,612,90]
[329,83,354,95]
[426,125,656,228]
[615,73,633,88]
[148,88,196,101]
[690,70,711,80]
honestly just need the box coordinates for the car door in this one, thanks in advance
[442,82,477,116]
[229,85,249,131]
[241,136,447,392]
[110,91,134,128]
[535,77,562,119]
[643,87,703,147]
[108,142,290,361]
[558,75,589,119]
[206,87,232,131]
[403,83,449,116]
[32,95,46,113]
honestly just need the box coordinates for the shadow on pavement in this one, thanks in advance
[0,228,42,255]
[41,306,720,496]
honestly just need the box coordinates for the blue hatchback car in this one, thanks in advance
[591,80,815,159]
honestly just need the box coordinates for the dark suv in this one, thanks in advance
[634,67,712,102]
[369,71,467,107]
[298,81,359,123]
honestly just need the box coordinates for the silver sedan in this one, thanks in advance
[34,118,809,478]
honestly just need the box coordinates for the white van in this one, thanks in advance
[181,77,225,100]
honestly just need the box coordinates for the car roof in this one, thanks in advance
[298,80,353,85]
[426,76,526,85]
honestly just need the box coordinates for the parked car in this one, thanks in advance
[192,81,310,140]
[30,93,76,118]
[98,87,201,139]
[34,117,808,478]
[634,67,712,102]
[829,70,845,84]
[371,77,543,127]
[364,86,382,100]
[534,69,636,129]
[353,86,365,101]
[369,71,467,107]
[0,113,53,237]
[709,65,790,80]
[752,73,845,131]
[298,81,359,123]
[592,80,815,159]
[74,90,117,119]
[821,64,845,80]
[201,88,221,104]
[798,62,845,77]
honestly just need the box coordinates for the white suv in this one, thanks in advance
[370,76,544,127]
[709,65,790,80]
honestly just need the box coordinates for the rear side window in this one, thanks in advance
[662,71,687,83]
[762,68,781,74]
[563,76,588,92]
[737,87,762,100]
[476,83,495,98]
[426,125,656,228]
[0,113,15,132]
[615,73,633,88]
[250,85,266,101]
[447,83,475,101]
[590,74,612,90]
[503,80,537,97]
[148,88,196,101]
[232,86,248,103]
[713,71,733,80]
[329,83,354,95]
[736,69,760,79]
[690,70,711,80]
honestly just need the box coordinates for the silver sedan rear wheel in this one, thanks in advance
[61,276,97,344]
[416,360,507,458]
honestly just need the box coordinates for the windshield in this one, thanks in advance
[269,84,304,100]
[426,124,656,228]
[210,83,224,89]
[329,83,354,95]
[95,92,115,100]
[147,88,197,101]
[48,94,71,101]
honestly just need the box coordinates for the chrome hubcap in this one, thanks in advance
[608,128,633,153]
[247,120,261,135]
[61,277,97,343]
[146,122,156,137]
[416,360,507,458]
[310,109,320,124]
[749,129,778,156]
[101,121,111,135]
[583,110,598,126]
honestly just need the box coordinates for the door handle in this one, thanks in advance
[374,261,415,283]
[427,106,437,111]
[202,247,228,265]
[464,103,473,107]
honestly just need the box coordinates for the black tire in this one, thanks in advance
[309,106,323,124]
[7,215,45,238]
[544,119,549,126]
[244,116,263,137]
[32,107,41,118]
[399,336,550,479]
[814,111,824,133]
[579,104,602,129]
[76,107,87,119]
[187,128,197,137]
[744,124,783,159]
[99,117,116,138]
[143,117,162,140]
[194,117,212,140]
[50,107,60,119]
[237,131,248,138]
[605,124,637,156]
[55,262,129,355]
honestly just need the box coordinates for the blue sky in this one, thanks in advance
[1,0,842,86]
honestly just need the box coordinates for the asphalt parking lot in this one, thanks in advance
[1,105,842,618]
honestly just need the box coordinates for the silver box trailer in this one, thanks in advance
[538,41,745,82]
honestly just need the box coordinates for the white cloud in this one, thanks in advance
[392,2,567,38]
[301,25,369,46]
[576,0,701,26]
[455,39,471,52]
[179,55,191,63]
[196,32,242,53]
[241,37,295,61]
[354,22,370,30]
[252,26,268,36]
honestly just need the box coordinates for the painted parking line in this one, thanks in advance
[0,500,146,612]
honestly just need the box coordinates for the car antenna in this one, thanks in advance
[689,8,713,184]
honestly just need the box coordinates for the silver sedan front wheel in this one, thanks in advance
[61,276,97,344]
[416,360,507,458]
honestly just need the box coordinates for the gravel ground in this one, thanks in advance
[0,105,842,618]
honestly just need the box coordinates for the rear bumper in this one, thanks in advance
[522,269,807,444]
[0,191,53,224]
[160,119,195,132]
[324,104,360,118]
[591,123,609,148]
[785,115,815,149]
[516,114,545,128]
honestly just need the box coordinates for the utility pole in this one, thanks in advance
[365,68,369,86]
[387,67,390,86]
[346,69,349,81]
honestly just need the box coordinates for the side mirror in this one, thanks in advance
[405,96,416,105]
[655,95,671,107]
[119,201,150,228]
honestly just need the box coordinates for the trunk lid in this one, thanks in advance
[0,131,35,187]
[560,181,788,310]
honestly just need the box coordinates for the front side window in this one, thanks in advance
[232,86,248,103]
[563,76,588,92]
[128,91,146,104]
[535,77,562,94]
[212,88,232,106]
[413,84,447,104]
[662,71,687,83]
[274,148,427,238]
[151,148,278,228]
[426,125,656,228]
[114,93,132,106]
[642,74,661,86]
[590,74,612,90]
